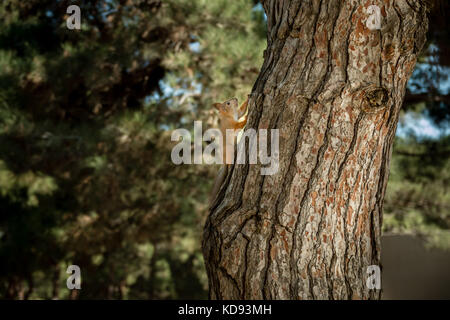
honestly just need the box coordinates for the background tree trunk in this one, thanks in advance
[203,0,430,299]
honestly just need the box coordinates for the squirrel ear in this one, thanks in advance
[213,103,222,110]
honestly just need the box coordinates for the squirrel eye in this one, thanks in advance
[227,102,230,105]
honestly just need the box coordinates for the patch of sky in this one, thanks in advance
[189,42,201,53]
[253,2,266,20]
[145,79,202,131]
[397,112,450,139]
[398,44,450,139]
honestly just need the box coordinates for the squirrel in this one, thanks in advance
[209,96,249,207]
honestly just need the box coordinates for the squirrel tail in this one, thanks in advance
[209,165,228,208]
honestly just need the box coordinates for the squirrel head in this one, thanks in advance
[213,97,238,112]
[213,97,239,120]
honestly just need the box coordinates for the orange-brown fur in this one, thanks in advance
[210,96,249,206]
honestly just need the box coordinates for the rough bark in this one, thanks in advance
[203,0,429,299]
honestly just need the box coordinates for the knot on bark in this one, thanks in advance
[361,86,389,113]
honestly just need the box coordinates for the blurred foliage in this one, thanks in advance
[384,135,450,249]
[0,0,265,299]
[0,0,448,299]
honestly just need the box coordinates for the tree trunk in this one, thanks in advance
[202,0,430,300]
